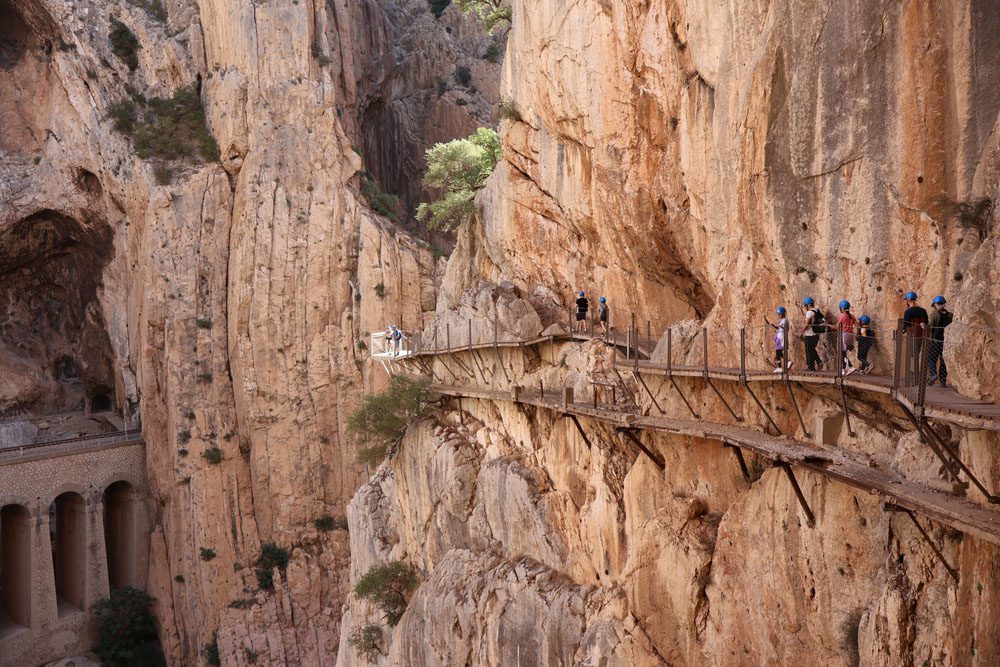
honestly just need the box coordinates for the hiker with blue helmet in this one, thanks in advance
[389,324,403,357]
[765,306,791,373]
[597,296,610,335]
[575,290,589,333]
[836,300,859,375]
[799,296,825,371]
[898,290,929,383]
[857,314,876,374]
[928,295,953,387]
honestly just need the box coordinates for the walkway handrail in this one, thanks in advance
[0,429,144,463]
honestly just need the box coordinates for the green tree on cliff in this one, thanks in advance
[455,0,511,35]
[416,127,501,232]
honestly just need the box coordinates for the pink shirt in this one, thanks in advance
[836,312,857,333]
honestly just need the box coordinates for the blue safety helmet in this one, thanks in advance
[803,297,815,306]
[932,295,946,305]
[859,315,871,325]
[599,296,606,303]
[904,291,918,301]
[579,291,585,297]
[776,306,787,315]
[839,300,850,310]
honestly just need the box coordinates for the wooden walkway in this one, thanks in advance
[429,382,1000,547]
[394,327,1000,432]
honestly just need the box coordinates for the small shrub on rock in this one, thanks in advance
[255,542,290,591]
[348,624,384,662]
[199,547,217,561]
[204,634,221,666]
[347,376,438,465]
[92,587,165,666]
[109,19,141,71]
[202,447,223,464]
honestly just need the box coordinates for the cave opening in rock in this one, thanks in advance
[0,209,117,418]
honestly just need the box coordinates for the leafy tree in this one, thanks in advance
[455,0,511,35]
[416,128,501,231]
[354,561,418,626]
[255,542,291,590]
[348,624,385,662]
[92,587,165,666]
[109,19,141,71]
[428,0,451,17]
[347,376,438,464]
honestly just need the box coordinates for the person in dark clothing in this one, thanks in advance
[927,295,953,387]
[799,297,825,371]
[598,296,610,335]
[575,291,589,333]
[857,315,876,374]
[899,290,929,383]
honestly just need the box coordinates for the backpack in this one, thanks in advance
[811,309,827,333]
[391,329,402,341]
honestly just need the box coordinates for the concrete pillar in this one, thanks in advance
[0,505,32,630]
[87,493,110,608]
[32,507,58,631]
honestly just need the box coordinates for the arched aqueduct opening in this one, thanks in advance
[0,503,32,636]
[103,481,138,590]
[48,492,86,616]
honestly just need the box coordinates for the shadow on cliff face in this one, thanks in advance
[0,210,116,417]
[0,0,57,157]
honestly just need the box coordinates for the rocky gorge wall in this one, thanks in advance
[335,1,1000,666]
[0,0,492,664]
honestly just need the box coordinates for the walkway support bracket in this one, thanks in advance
[897,401,965,485]
[920,415,999,504]
[564,414,593,450]
[633,371,668,416]
[724,443,752,481]
[883,502,959,581]
[776,461,815,527]
[784,378,811,438]
[707,378,744,422]
[742,383,781,435]
[616,427,666,470]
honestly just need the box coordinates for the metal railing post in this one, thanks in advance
[917,329,929,410]
[667,327,673,376]
[702,327,709,378]
[468,318,473,350]
[740,328,746,381]
[630,312,636,358]
[836,324,843,377]
[446,323,451,351]
[891,327,900,392]
[782,321,790,375]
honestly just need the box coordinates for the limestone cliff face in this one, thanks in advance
[0,0,474,664]
[335,1,1000,666]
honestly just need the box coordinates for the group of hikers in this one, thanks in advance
[764,290,954,386]
[571,287,954,387]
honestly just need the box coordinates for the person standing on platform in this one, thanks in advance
[928,295,953,387]
[799,297,826,371]
[575,291,590,334]
[598,296,610,335]
[899,290,929,383]
[765,306,791,373]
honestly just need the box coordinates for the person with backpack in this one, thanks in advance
[927,295,953,387]
[389,324,403,357]
[899,290,929,383]
[836,300,858,375]
[597,296,610,335]
[765,306,792,373]
[799,297,826,371]
[575,291,590,334]
[857,315,876,374]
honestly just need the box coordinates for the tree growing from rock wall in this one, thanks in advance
[455,0,511,34]
[347,376,439,465]
[416,127,501,232]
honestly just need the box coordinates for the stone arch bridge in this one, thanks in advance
[0,430,151,667]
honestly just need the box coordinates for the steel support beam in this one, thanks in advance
[723,443,751,481]
[776,462,815,527]
[564,414,594,450]
[707,378,744,422]
[616,428,666,470]
[883,503,959,581]
[743,383,781,435]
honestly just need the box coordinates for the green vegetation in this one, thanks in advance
[416,127,500,231]
[360,173,401,221]
[178,429,192,444]
[498,97,522,122]
[108,85,218,183]
[313,515,349,532]
[482,42,500,62]
[196,318,213,329]
[428,0,451,17]
[255,543,291,591]
[202,447,223,464]
[454,64,472,86]
[347,376,438,465]
[436,76,449,97]
[197,373,214,383]
[455,0,511,34]
[199,547,217,561]
[204,635,221,666]
[92,587,165,667]
[348,625,384,662]
[355,561,418,626]
[374,282,386,298]
[174,574,185,583]
[109,19,141,71]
